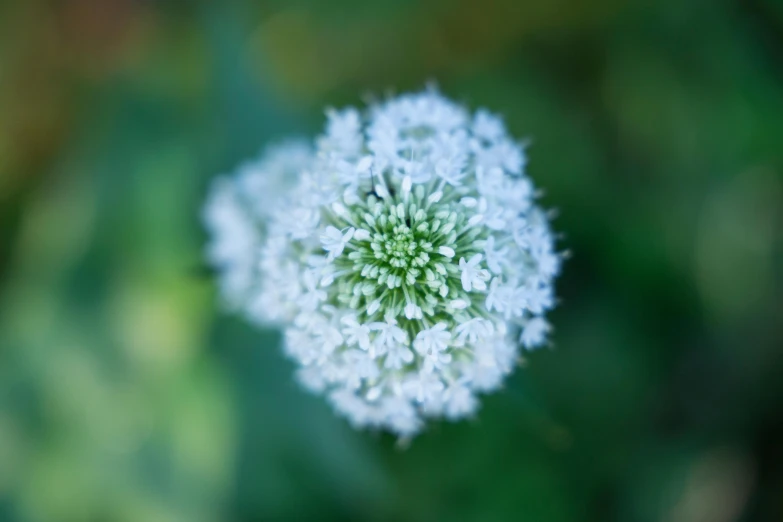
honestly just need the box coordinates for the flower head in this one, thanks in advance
[204,89,562,437]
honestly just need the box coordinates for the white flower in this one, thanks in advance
[284,327,318,364]
[403,370,446,404]
[368,314,408,357]
[521,277,554,314]
[485,278,527,319]
[297,269,326,312]
[320,108,363,158]
[483,236,509,274]
[431,131,469,186]
[296,366,327,393]
[472,109,505,143]
[330,388,373,427]
[284,206,321,239]
[204,88,563,437]
[334,156,373,187]
[380,396,421,436]
[399,158,432,184]
[343,349,379,383]
[320,226,355,260]
[413,323,453,372]
[385,342,415,370]
[474,138,526,175]
[520,316,551,349]
[404,303,423,320]
[341,314,371,350]
[459,254,490,292]
[443,381,478,419]
[455,318,494,345]
[315,324,343,356]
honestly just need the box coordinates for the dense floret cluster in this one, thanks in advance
[204,89,562,437]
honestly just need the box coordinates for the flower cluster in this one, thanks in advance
[204,89,562,437]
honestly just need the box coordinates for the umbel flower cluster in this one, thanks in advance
[204,89,562,437]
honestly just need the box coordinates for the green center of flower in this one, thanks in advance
[362,211,440,291]
[327,185,487,324]
[379,226,421,267]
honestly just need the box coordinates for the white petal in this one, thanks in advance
[401,175,412,197]
[354,229,371,241]
[331,202,348,216]
[438,246,455,258]
[321,226,342,245]
[461,271,472,292]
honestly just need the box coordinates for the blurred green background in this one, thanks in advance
[1,0,783,521]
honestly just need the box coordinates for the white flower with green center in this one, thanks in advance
[204,89,563,437]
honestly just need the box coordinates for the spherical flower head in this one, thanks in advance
[204,89,563,438]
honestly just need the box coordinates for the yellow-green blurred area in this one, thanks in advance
[1,0,782,520]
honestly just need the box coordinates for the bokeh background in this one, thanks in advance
[2,0,783,521]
